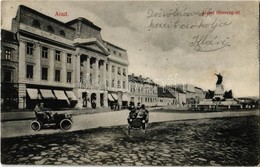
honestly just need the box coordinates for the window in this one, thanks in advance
[55,51,61,61]
[123,69,126,76]
[3,49,11,60]
[67,54,72,64]
[3,69,12,82]
[41,67,48,80]
[112,66,115,73]
[108,48,110,52]
[113,50,116,55]
[60,30,65,36]
[27,43,34,55]
[80,72,83,82]
[106,64,108,71]
[119,53,122,57]
[41,47,48,58]
[26,65,34,78]
[117,80,121,88]
[112,79,115,87]
[123,81,126,89]
[32,19,40,27]
[47,25,54,32]
[55,70,60,82]
[118,67,121,75]
[67,72,72,83]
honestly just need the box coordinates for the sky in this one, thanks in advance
[1,0,259,97]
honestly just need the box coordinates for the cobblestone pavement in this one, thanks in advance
[1,116,259,166]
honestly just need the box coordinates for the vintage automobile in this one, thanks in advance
[127,109,149,134]
[30,111,73,131]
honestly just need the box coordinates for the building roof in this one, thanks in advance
[103,40,126,51]
[18,5,75,30]
[128,74,158,86]
[158,87,176,98]
[1,29,18,44]
[66,17,101,31]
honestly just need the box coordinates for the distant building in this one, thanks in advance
[157,87,176,106]
[1,30,19,109]
[104,41,129,109]
[3,5,128,109]
[128,74,158,107]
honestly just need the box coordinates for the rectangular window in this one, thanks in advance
[112,79,115,88]
[113,50,116,55]
[106,64,108,71]
[26,65,34,78]
[112,66,115,73]
[67,72,72,83]
[41,67,48,80]
[55,51,61,61]
[67,54,72,64]
[123,81,126,89]
[118,67,121,75]
[3,49,12,60]
[41,47,48,58]
[123,69,126,76]
[55,70,60,82]
[27,43,34,55]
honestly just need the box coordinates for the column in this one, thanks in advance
[104,91,108,107]
[96,92,100,108]
[102,60,106,90]
[95,58,99,85]
[74,54,80,88]
[48,49,55,83]
[61,52,67,83]
[18,83,26,109]
[108,63,112,89]
[18,41,26,81]
[85,56,90,88]
[34,43,41,82]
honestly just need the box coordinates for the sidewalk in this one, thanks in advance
[1,106,166,122]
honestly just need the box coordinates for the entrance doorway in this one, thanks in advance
[82,92,87,107]
[100,93,104,107]
[91,93,97,109]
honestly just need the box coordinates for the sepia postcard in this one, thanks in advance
[1,0,259,166]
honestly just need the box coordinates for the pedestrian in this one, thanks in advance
[34,102,53,119]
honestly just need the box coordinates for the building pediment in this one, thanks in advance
[74,38,109,56]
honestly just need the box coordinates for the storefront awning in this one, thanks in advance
[108,94,114,101]
[27,88,41,99]
[40,89,55,99]
[110,93,118,100]
[54,90,68,100]
[65,91,77,101]
[122,94,129,101]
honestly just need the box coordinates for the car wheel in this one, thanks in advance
[60,119,72,131]
[31,120,41,131]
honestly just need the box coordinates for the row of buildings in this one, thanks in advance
[1,5,206,110]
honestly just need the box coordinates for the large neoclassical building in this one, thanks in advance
[2,5,129,109]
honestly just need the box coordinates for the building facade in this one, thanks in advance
[1,30,19,109]
[157,87,176,106]
[5,5,128,109]
[128,74,158,107]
